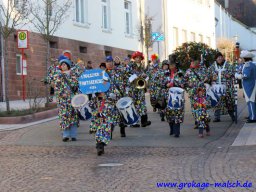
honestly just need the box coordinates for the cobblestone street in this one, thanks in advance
[0,93,255,192]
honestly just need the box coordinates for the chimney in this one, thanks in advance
[224,0,229,9]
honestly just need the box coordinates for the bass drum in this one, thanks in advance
[116,97,139,125]
[71,94,92,120]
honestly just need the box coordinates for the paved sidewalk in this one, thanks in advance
[0,90,255,192]
[232,123,256,146]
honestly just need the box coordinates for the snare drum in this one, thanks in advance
[116,97,139,125]
[71,94,92,120]
[167,87,185,109]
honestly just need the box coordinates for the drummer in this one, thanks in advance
[163,55,185,137]
[49,55,80,142]
[126,51,151,127]
[208,52,235,122]
[105,56,127,137]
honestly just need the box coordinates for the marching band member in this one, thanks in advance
[126,51,151,127]
[184,55,208,129]
[50,55,80,142]
[147,53,160,112]
[163,55,185,137]
[88,92,113,156]
[151,59,171,121]
[193,88,211,138]
[238,51,256,123]
[208,52,236,122]
[105,56,127,137]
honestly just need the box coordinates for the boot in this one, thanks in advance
[110,125,114,140]
[194,121,198,129]
[141,114,151,127]
[228,110,235,122]
[120,123,126,137]
[160,111,165,121]
[169,122,174,135]
[173,123,180,138]
[96,142,104,156]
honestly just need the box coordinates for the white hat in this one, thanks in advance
[240,50,255,58]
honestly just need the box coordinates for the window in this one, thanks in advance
[173,27,178,50]
[105,50,112,57]
[190,32,196,42]
[102,0,110,30]
[50,41,58,49]
[79,46,87,53]
[124,1,132,35]
[182,30,187,43]
[75,0,88,24]
[16,54,27,75]
[199,34,203,42]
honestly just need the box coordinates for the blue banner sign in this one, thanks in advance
[79,69,110,94]
[152,32,164,41]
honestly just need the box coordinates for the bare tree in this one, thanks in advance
[0,0,30,112]
[138,14,153,68]
[26,76,44,112]
[29,0,72,103]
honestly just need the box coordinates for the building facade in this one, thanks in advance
[215,1,256,51]
[0,0,141,101]
[144,0,216,60]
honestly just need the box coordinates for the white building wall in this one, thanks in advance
[143,0,165,60]
[145,0,216,60]
[167,0,215,51]
[215,1,256,50]
[20,0,141,51]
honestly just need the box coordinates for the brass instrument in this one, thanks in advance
[134,77,146,89]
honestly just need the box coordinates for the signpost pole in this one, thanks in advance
[157,41,160,56]
[21,48,25,101]
[17,30,28,101]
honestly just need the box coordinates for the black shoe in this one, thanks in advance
[141,121,151,127]
[131,124,140,127]
[246,119,256,123]
[245,116,249,119]
[174,135,179,138]
[62,137,69,142]
[71,138,77,141]
[96,143,104,156]
[161,117,165,121]
[170,132,173,135]
[153,108,156,112]
[213,119,220,122]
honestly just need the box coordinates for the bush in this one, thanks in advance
[173,42,218,70]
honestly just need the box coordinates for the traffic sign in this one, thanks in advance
[17,30,29,49]
[152,32,164,41]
